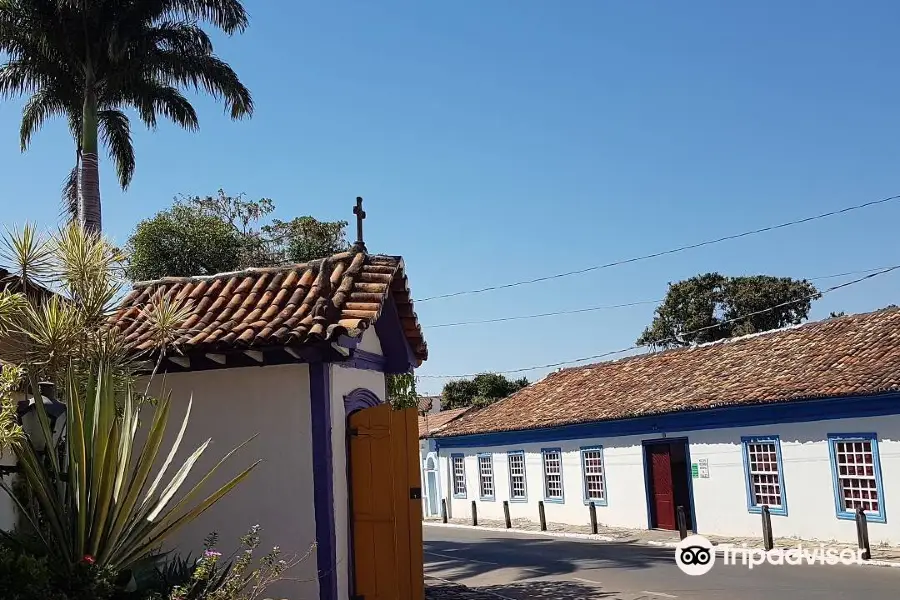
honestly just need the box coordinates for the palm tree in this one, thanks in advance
[0,0,253,233]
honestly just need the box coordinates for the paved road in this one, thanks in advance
[424,524,900,600]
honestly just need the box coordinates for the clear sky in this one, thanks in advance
[2,1,900,393]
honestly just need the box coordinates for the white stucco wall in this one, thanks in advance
[439,414,900,545]
[143,365,319,600]
[357,328,383,355]
[331,361,387,600]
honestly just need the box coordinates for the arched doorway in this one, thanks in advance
[424,453,440,517]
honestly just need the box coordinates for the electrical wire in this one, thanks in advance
[415,194,900,302]
[418,265,900,378]
[425,265,895,329]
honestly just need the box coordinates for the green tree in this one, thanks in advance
[126,191,349,281]
[386,373,418,410]
[441,373,529,409]
[638,273,820,349]
[0,0,253,233]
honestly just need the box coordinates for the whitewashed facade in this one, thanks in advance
[439,413,900,544]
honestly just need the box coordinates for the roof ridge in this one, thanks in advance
[130,250,405,289]
[552,305,900,377]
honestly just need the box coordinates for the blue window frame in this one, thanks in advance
[477,453,495,500]
[541,448,564,503]
[507,450,528,502]
[580,446,608,506]
[827,433,886,523]
[741,436,787,516]
[451,453,467,499]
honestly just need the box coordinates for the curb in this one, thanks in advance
[423,521,616,542]
[425,522,900,568]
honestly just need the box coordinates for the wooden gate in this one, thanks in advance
[348,404,424,600]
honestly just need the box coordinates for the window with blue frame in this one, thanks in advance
[478,454,495,500]
[541,448,564,502]
[580,446,607,505]
[451,454,466,498]
[741,436,787,515]
[507,451,527,501]
[828,433,885,522]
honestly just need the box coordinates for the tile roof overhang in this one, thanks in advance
[112,250,427,371]
[436,307,900,438]
[418,407,471,439]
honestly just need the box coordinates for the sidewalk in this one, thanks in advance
[425,517,900,564]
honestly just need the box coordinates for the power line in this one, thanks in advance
[416,194,900,302]
[418,265,900,378]
[425,265,894,329]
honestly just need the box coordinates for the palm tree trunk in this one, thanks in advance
[78,86,101,234]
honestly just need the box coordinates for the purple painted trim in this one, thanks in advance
[344,388,383,414]
[309,363,337,600]
[343,349,387,372]
[342,387,382,597]
[374,296,417,374]
[336,334,361,349]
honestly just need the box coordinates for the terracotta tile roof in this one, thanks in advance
[436,308,900,438]
[112,250,427,363]
[419,408,471,439]
[418,395,439,413]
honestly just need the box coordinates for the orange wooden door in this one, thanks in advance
[349,404,424,600]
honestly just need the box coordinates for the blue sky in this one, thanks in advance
[2,1,900,393]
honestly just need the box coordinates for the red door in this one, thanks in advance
[647,444,676,530]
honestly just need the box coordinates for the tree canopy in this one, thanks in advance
[441,373,530,409]
[126,190,349,281]
[637,273,820,349]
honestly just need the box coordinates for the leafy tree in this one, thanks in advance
[126,191,349,281]
[638,273,819,349]
[387,373,419,410]
[441,373,530,409]
[0,0,253,233]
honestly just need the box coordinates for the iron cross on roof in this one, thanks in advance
[353,196,367,251]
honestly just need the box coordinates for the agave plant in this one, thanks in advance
[0,224,258,574]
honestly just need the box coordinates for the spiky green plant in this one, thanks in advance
[0,224,258,574]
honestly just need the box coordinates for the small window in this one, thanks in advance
[478,454,494,500]
[741,436,787,515]
[507,451,527,501]
[452,454,466,498]
[828,433,885,523]
[581,447,607,505]
[542,448,564,502]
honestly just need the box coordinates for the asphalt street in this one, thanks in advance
[424,524,900,600]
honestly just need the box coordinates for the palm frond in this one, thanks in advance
[149,51,252,119]
[99,109,136,189]
[151,0,249,35]
[20,87,69,150]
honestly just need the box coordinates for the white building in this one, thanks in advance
[418,406,470,518]
[113,242,429,600]
[433,308,900,545]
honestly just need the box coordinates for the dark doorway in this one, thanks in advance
[644,439,694,531]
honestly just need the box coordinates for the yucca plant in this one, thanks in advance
[0,224,259,576]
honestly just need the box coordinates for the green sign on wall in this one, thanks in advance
[691,463,699,478]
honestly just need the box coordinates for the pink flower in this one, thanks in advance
[82,555,95,565]
[203,550,222,558]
